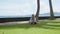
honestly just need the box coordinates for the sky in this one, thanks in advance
[0,0,60,16]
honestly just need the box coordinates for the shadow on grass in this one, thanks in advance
[0,21,60,30]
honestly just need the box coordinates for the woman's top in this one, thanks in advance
[29,16,36,23]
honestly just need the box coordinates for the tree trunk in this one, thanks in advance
[49,0,54,19]
[36,0,40,22]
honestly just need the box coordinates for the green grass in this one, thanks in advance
[0,20,60,34]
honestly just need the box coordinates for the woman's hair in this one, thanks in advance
[32,14,34,16]
[32,14,36,17]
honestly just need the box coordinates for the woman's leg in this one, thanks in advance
[34,22,37,24]
[31,22,32,24]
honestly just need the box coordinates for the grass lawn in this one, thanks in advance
[0,20,60,34]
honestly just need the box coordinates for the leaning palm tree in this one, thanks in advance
[49,0,55,19]
[36,0,40,22]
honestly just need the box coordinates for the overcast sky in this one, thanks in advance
[0,0,60,16]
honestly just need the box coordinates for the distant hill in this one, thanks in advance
[40,12,60,16]
[0,12,60,18]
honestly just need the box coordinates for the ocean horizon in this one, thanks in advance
[0,12,60,18]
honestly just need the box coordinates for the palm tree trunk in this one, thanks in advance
[36,0,40,22]
[49,0,54,19]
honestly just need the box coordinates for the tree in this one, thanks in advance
[49,0,55,19]
[36,0,40,22]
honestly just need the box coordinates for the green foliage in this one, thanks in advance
[48,17,55,20]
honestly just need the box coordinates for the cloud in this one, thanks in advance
[0,0,60,16]
[0,1,36,16]
[0,3,20,9]
[0,11,21,16]
[40,0,60,14]
[40,0,50,14]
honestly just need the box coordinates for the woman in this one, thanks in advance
[29,14,37,24]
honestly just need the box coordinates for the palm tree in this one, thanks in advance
[49,0,54,19]
[36,0,40,22]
